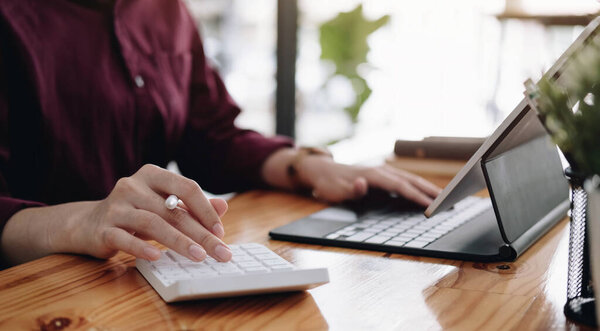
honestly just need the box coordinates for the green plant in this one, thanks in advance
[319,5,389,123]
[535,37,600,176]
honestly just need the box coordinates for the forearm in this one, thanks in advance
[0,201,91,266]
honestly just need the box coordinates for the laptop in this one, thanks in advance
[269,17,600,262]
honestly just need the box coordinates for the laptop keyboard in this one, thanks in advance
[324,197,492,249]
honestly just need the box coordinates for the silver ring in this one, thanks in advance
[165,194,179,210]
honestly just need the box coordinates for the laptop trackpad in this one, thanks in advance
[271,216,350,238]
[427,208,505,256]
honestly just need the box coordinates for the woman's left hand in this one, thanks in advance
[295,156,442,206]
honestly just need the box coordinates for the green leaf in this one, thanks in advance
[319,5,389,122]
[536,35,600,175]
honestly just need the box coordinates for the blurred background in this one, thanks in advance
[183,0,600,162]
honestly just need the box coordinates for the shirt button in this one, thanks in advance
[134,75,145,88]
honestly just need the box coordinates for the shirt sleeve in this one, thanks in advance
[0,30,45,232]
[176,22,294,194]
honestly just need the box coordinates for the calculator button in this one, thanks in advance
[262,259,289,266]
[238,261,263,269]
[270,265,294,271]
[244,267,270,274]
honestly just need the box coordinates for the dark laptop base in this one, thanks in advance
[269,204,514,262]
[269,196,569,262]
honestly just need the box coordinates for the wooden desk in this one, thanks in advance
[0,162,593,330]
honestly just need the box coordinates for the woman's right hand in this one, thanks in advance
[1,164,233,266]
[66,164,233,262]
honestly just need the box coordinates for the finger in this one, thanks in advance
[178,198,227,218]
[103,227,161,261]
[314,178,356,203]
[136,165,225,239]
[116,209,212,262]
[209,198,228,217]
[410,176,442,198]
[353,177,368,198]
[384,166,442,198]
[394,181,434,207]
[365,170,433,206]
[127,190,232,262]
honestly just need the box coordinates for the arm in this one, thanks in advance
[1,165,232,267]
[175,17,293,194]
[2,201,95,265]
[0,39,47,265]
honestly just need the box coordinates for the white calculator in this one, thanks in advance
[136,243,330,302]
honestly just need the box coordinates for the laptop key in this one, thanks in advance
[401,220,421,226]
[326,233,340,239]
[370,224,390,230]
[405,229,426,236]
[404,240,430,248]
[359,219,379,225]
[418,234,442,241]
[429,227,450,235]
[345,232,375,242]
[379,220,397,226]
[365,236,392,244]
[363,228,381,233]
[339,230,358,236]
[394,234,418,241]
[412,225,432,232]
[385,216,405,223]
[391,224,412,231]
[380,230,401,237]
[385,240,407,247]
[435,224,455,231]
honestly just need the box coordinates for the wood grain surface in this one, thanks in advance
[0,167,595,330]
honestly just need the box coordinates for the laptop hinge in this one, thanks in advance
[498,244,517,260]
[503,199,569,259]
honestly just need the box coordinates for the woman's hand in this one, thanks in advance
[72,164,232,262]
[261,148,442,206]
[295,156,442,206]
[1,164,232,266]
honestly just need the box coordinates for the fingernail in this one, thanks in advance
[189,244,207,261]
[215,244,232,261]
[144,247,161,260]
[212,223,225,238]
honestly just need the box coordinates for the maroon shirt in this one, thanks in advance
[0,0,293,228]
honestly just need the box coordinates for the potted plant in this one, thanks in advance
[532,32,600,326]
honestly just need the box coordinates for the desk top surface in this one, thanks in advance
[0,163,593,331]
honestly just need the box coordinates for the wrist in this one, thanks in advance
[287,147,333,190]
[49,201,96,255]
